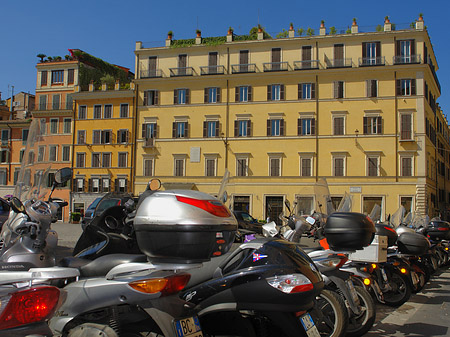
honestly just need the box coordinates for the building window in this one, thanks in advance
[173,121,189,138]
[298,83,316,100]
[0,170,7,185]
[92,130,101,144]
[400,196,413,213]
[73,178,84,192]
[52,94,60,110]
[235,86,252,102]
[295,196,314,215]
[396,79,416,96]
[204,87,221,103]
[363,197,383,219]
[298,118,316,136]
[50,118,58,134]
[1,130,9,145]
[366,80,378,98]
[0,150,9,163]
[236,157,248,177]
[40,119,46,135]
[362,42,380,65]
[267,84,285,101]
[22,129,29,144]
[102,153,111,168]
[333,116,345,135]
[19,149,25,162]
[90,178,100,193]
[93,105,102,119]
[51,70,64,84]
[396,39,415,63]
[142,123,157,139]
[269,157,281,176]
[118,152,128,168]
[77,130,86,144]
[267,119,284,136]
[363,116,382,135]
[144,159,154,176]
[67,69,74,84]
[63,118,71,133]
[92,153,100,168]
[101,130,112,144]
[104,104,112,119]
[367,156,379,176]
[333,156,345,176]
[235,120,251,137]
[401,156,413,176]
[76,153,85,168]
[333,81,344,99]
[174,89,189,105]
[205,157,216,177]
[49,145,57,161]
[174,158,185,176]
[62,146,70,162]
[144,90,159,105]
[78,106,87,119]
[203,120,219,138]
[117,129,129,144]
[120,104,129,118]
[400,114,413,140]
[300,157,312,177]
[41,71,48,86]
[115,178,127,193]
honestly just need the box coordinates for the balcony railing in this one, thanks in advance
[263,62,289,72]
[231,63,257,74]
[37,102,74,111]
[169,67,194,77]
[326,58,352,68]
[428,63,441,93]
[359,56,385,67]
[140,69,163,78]
[393,55,421,65]
[293,60,320,70]
[143,137,155,148]
[200,65,225,75]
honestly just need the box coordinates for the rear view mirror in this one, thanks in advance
[10,197,25,213]
[55,167,72,184]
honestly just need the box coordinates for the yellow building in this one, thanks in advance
[71,82,136,216]
[133,17,448,221]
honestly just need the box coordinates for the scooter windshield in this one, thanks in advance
[313,178,335,218]
[13,118,53,202]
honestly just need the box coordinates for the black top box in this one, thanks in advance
[323,212,375,251]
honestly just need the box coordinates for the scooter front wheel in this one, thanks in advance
[310,289,348,337]
[382,270,411,307]
[346,286,376,337]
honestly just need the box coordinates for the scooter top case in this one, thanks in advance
[426,220,450,240]
[180,238,324,313]
[134,190,237,264]
[375,223,399,247]
[397,232,431,255]
[323,212,375,251]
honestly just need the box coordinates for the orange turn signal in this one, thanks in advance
[400,268,407,274]
[363,278,371,286]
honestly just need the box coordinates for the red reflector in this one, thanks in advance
[384,226,397,234]
[213,251,222,256]
[161,274,191,296]
[0,286,60,330]
[291,284,314,293]
[217,239,225,244]
[295,310,306,317]
[176,195,231,217]
[438,227,450,231]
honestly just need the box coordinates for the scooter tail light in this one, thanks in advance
[317,256,348,270]
[176,195,231,217]
[438,227,450,231]
[266,274,313,294]
[0,286,60,330]
[129,274,191,296]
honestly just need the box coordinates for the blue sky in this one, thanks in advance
[1,0,449,116]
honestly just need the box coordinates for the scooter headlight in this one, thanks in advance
[266,274,313,294]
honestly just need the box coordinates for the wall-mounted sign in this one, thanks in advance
[350,186,362,193]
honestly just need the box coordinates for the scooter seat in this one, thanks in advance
[59,254,147,277]
[302,247,324,254]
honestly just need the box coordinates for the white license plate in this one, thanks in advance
[174,316,203,337]
[346,280,359,304]
[300,313,321,337]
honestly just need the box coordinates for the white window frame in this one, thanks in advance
[174,156,186,176]
[332,155,346,177]
[269,155,282,177]
[299,154,313,177]
[204,155,218,177]
[93,105,102,119]
[118,152,128,168]
[120,104,129,118]
[49,145,58,162]
[50,118,58,134]
[143,157,154,176]
[400,112,413,140]
[366,155,380,176]
[78,105,87,119]
[104,104,113,119]
[332,115,346,135]
[271,84,281,101]
[236,155,249,177]
[400,154,414,177]
[301,83,313,100]
[62,145,71,162]
[63,118,71,134]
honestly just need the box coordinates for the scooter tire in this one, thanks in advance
[311,289,348,337]
[382,270,412,307]
[345,286,376,337]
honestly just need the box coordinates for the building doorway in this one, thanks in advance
[266,196,284,225]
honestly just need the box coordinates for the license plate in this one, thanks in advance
[174,316,203,337]
[300,313,321,337]
[381,268,388,282]
[346,280,359,304]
